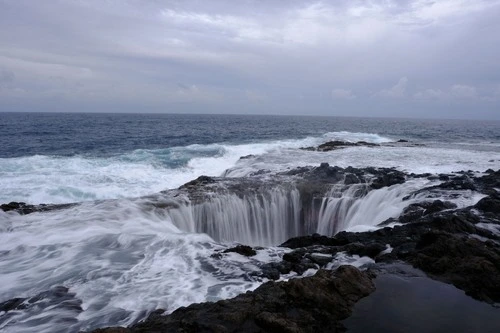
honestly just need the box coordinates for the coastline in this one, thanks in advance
[2,166,500,332]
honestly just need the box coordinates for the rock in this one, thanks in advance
[222,245,257,257]
[86,168,500,332]
[0,201,76,215]
[299,146,317,151]
[92,266,375,333]
[439,175,476,191]
[239,154,255,160]
[424,200,457,215]
[280,206,500,304]
[260,262,293,280]
[180,176,216,189]
[317,140,357,151]
[280,233,342,249]
[0,297,26,312]
[370,170,406,189]
[314,141,379,152]
[356,141,379,147]
[344,173,360,185]
[344,242,387,258]
[399,200,457,223]
[474,196,500,216]
[397,139,408,143]
[407,231,500,303]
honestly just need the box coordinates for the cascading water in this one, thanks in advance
[160,179,438,246]
[316,183,369,235]
[164,188,303,246]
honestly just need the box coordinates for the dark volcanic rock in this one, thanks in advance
[370,169,406,189]
[92,266,375,333]
[0,297,26,312]
[315,140,379,152]
[180,176,216,189]
[239,154,256,160]
[0,201,76,215]
[400,200,457,223]
[474,195,500,216]
[87,168,500,332]
[279,205,500,304]
[280,233,342,248]
[223,245,257,257]
[318,140,357,151]
[406,231,500,302]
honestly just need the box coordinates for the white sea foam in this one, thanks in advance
[322,131,393,143]
[0,131,395,204]
[0,200,289,332]
[2,131,499,205]
[225,145,500,178]
[1,128,498,332]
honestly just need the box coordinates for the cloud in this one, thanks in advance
[374,77,409,98]
[245,90,267,102]
[450,84,477,99]
[332,88,356,100]
[0,69,14,83]
[0,69,15,91]
[0,1,499,118]
[413,88,445,100]
[414,84,481,101]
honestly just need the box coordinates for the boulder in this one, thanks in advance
[223,245,257,257]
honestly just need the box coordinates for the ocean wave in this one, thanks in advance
[0,131,499,204]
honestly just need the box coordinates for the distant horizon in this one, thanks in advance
[2,110,500,122]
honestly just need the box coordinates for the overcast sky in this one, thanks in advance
[1,0,499,119]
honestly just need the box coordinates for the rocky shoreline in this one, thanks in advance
[87,169,500,332]
[2,167,500,332]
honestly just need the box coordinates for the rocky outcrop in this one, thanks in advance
[222,245,257,257]
[301,140,379,152]
[6,168,500,332]
[91,266,375,333]
[277,204,500,304]
[0,201,76,215]
[399,200,457,223]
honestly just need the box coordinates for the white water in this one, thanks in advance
[0,178,490,332]
[0,200,291,332]
[1,130,499,332]
[2,131,498,205]
[163,188,303,247]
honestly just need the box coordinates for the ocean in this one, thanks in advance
[1,112,500,332]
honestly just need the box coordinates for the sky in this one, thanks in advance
[0,0,499,119]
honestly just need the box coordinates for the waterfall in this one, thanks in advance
[161,180,429,246]
[165,188,303,246]
[316,184,369,235]
[316,181,426,234]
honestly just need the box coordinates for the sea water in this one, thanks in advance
[1,113,499,332]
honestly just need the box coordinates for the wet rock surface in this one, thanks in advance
[222,245,257,256]
[92,266,375,333]
[276,170,500,304]
[0,201,76,215]
[300,140,380,152]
